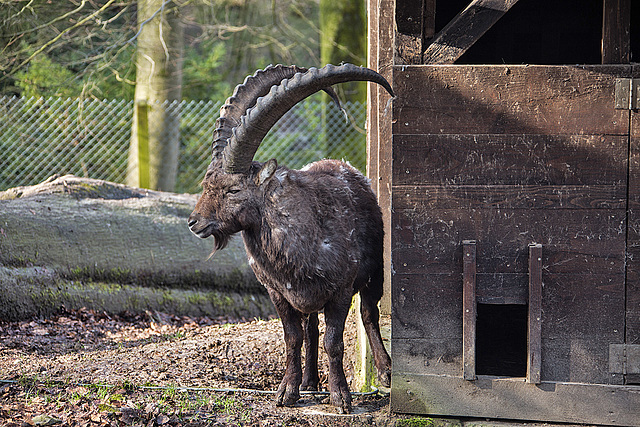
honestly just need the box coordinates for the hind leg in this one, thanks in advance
[301,312,320,391]
[323,296,352,413]
[359,270,392,387]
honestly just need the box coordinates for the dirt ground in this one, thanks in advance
[0,307,429,427]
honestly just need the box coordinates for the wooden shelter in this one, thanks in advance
[366,0,640,424]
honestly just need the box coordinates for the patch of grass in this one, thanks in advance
[7,379,258,426]
[396,417,435,427]
[64,266,133,284]
[0,255,38,267]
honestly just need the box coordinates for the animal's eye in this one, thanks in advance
[227,188,241,195]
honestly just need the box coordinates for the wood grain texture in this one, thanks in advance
[393,65,631,135]
[462,241,477,380]
[393,184,626,210]
[392,134,629,186]
[392,205,626,275]
[387,61,636,415]
[368,0,395,315]
[527,244,542,384]
[395,0,424,65]
[625,66,640,352]
[602,0,631,64]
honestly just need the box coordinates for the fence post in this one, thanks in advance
[136,102,150,189]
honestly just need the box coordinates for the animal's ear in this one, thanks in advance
[256,159,277,186]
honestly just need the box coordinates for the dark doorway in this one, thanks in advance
[476,303,528,377]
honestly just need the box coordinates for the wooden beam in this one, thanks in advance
[395,0,435,64]
[370,0,394,315]
[392,374,640,425]
[527,243,542,384]
[422,0,436,43]
[602,0,631,64]
[423,0,520,64]
[463,240,477,380]
[395,0,425,64]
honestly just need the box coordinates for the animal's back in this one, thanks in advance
[300,159,384,295]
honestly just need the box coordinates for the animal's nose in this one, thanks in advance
[188,213,199,228]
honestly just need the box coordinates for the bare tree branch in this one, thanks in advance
[7,0,88,37]
[1,0,119,82]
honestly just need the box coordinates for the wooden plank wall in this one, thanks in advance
[627,65,640,384]
[391,65,630,385]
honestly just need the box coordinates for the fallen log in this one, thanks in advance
[0,175,273,321]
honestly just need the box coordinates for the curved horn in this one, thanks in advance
[212,65,342,161]
[222,63,394,174]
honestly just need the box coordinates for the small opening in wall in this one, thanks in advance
[476,303,528,377]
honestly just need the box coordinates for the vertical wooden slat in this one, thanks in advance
[602,0,631,64]
[463,240,477,380]
[422,0,436,43]
[377,0,395,315]
[366,0,379,186]
[395,0,425,64]
[528,243,542,384]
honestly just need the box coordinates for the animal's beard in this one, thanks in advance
[207,231,231,260]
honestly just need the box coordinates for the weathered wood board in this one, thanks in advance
[393,65,630,135]
[393,374,640,426]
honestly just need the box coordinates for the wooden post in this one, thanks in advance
[463,240,477,380]
[602,0,631,64]
[136,102,150,189]
[528,243,542,384]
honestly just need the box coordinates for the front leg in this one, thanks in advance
[323,297,352,414]
[267,288,303,407]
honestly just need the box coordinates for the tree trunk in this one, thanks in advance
[127,0,184,191]
[319,0,367,168]
[320,0,367,103]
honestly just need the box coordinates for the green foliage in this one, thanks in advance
[182,40,230,101]
[1,1,138,99]
[14,53,83,98]
[2,0,330,101]
[1,0,370,191]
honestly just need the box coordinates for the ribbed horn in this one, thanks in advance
[222,63,394,174]
[212,65,342,161]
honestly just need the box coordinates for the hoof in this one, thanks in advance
[378,367,391,388]
[300,378,319,391]
[330,389,352,414]
[275,382,300,407]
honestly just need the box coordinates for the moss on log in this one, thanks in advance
[0,175,272,321]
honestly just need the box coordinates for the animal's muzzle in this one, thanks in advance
[188,212,216,239]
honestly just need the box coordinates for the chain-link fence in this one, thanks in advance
[0,96,367,194]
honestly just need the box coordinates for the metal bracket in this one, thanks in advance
[615,78,640,110]
[610,344,640,374]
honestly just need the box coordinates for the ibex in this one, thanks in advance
[188,64,394,413]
